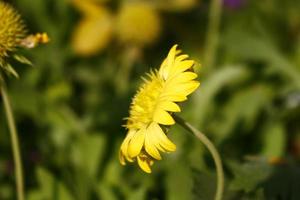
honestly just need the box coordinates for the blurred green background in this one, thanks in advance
[1,0,300,199]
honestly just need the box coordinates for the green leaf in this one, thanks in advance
[191,170,216,200]
[229,159,272,193]
[97,183,118,200]
[211,86,272,142]
[127,186,147,200]
[223,31,300,88]
[3,62,19,78]
[261,123,286,158]
[13,54,33,66]
[264,165,300,199]
[192,66,249,127]
[78,134,107,177]
[166,162,193,200]
[45,81,72,103]
[28,167,73,200]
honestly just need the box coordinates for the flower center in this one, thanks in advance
[126,71,164,129]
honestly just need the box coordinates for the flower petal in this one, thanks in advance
[166,72,198,85]
[153,109,175,125]
[120,130,136,160]
[119,151,126,165]
[137,156,152,173]
[128,128,146,158]
[175,54,189,62]
[164,81,200,97]
[167,59,194,79]
[160,94,188,102]
[145,130,162,160]
[157,101,181,112]
[159,44,178,80]
[150,122,176,152]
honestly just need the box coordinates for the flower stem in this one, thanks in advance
[0,77,25,200]
[174,115,224,200]
[204,0,222,73]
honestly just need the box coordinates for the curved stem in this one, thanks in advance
[174,115,224,200]
[204,0,222,73]
[0,77,25,200]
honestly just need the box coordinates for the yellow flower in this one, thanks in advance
[119,45,200,173]
[116,2,161,47]
[71,0,108,17]
[0,2,26,66]
[71,0,113,56]
[0,2,49,77]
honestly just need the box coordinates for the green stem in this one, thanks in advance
[0,77,25,200]
[204,0,222,72]
[174,115,224,200]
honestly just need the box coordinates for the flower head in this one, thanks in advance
[0,2,26,66]
[116,2,161,47]
[0,2,49,77]
[71,0,113,56]
[119,45,200,173]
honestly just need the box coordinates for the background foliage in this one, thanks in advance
[1,0,300,199]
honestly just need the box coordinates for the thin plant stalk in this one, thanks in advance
[0,76,25,200]
[204,0,222,72]
[174,115,224,200]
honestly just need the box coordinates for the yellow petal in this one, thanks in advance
[137,156,152,173]
[120,130,136,159]
[128,128,146,158]
[166,45,177,69]
[145,140,162,160]
[171,60,194,77]
[166,72,198,86]
[175,54,189,62]
[153,109,175,125]
[164,81,200,97]
[145,131,162,160]
[157,101,181,112]
[159,45,178,80]
[161,94,187,102]
[147,124,166,152]
[150,123,176,152]
[119,151,126,165]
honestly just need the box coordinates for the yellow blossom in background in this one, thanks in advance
[119,45,200,173]
[116,2,161,47]
[71,9,113,56]
[71,0,108,17]
[0,2,26,67]
[71,0,113,56]
[0,2,48,77]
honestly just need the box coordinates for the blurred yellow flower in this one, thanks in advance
[71,0,113,56]
[0,2,26,66]
[71,0,107,17]
[0,2,49,77]
[119,45,200,173]
[116,2,161,47]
